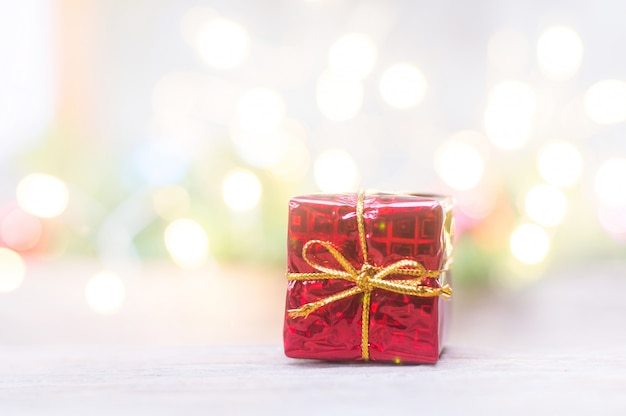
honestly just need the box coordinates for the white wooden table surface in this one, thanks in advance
[1,261,626,415]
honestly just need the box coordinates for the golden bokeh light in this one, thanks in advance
[510,223,550,264]
[0,247,26,293]
[524,184,567,227]
[164,218,210,269]
[328,33,377,81]
[595,158,626,207]
[222,169,262,212]
[85,272,126,314]
[196,18,250,69]
[537,26,583,80]
[584,80,626,124]
[379,63,427,109]
[537,142,584,187]
[16,173,69,218]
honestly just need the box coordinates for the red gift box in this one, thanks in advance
[283,192,454,364]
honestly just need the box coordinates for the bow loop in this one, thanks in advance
[302,240,357,280]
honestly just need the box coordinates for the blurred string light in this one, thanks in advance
[524,184,567,227]
[151,186,191,220]
[164,218,209,269]
[316,70,363,121]
[537,142,584,187]
[85,272,125,314]
[537,26,583,80]
[510,223,550,264]
[16,173,69,218]
[484,80,536,150]
[379,63,427,109]
[236,87,286,135]
[328,34,377,80]
[584,80,626,124]
[314,149,359,192]
[0,208,42,251]
[196,18,250,69]
[595,158,626,207]
[0,247,25,293]
[435,134,485,191]
[487,30,530,73]
[222,169,262,212]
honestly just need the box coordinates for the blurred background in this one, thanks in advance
[0,0,625,347]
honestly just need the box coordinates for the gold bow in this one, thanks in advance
[286,191,452,361]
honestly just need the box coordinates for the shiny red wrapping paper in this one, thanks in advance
[283,193,454,364]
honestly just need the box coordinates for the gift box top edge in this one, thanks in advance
[289,192,454,208]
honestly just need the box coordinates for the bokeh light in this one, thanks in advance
[435,139,484,191]
[597,205,626,237]
[230,122,288,168]
[328,34,377,81]
[196,18,250,69]
[524,184,567,227]
[595,158,626,207]
[456,185,497,221]
[16,173,69,218]
[584,80,626,124]
[222,169,262,211]
[487,30,530,73]
[85,272,125,314]
[314,149,359,192]
[379,63,427,109]
[0,209,43,251]
[236,87,286,135]
[0,247,25,293]
[537,142,584,187]
[316,70,364,121]
[484,80,536,150]
[164,218,210,269]
[537,26,583,80]
[267,119,310,181]
[510,223,550,264]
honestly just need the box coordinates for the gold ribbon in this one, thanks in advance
[286,191,452,361]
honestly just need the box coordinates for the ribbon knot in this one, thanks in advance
[357,264,376,291]
[286,192,452,360]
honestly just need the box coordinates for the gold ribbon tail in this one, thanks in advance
[287,287,362,318]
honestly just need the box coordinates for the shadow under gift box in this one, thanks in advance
[283,193,454,364]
